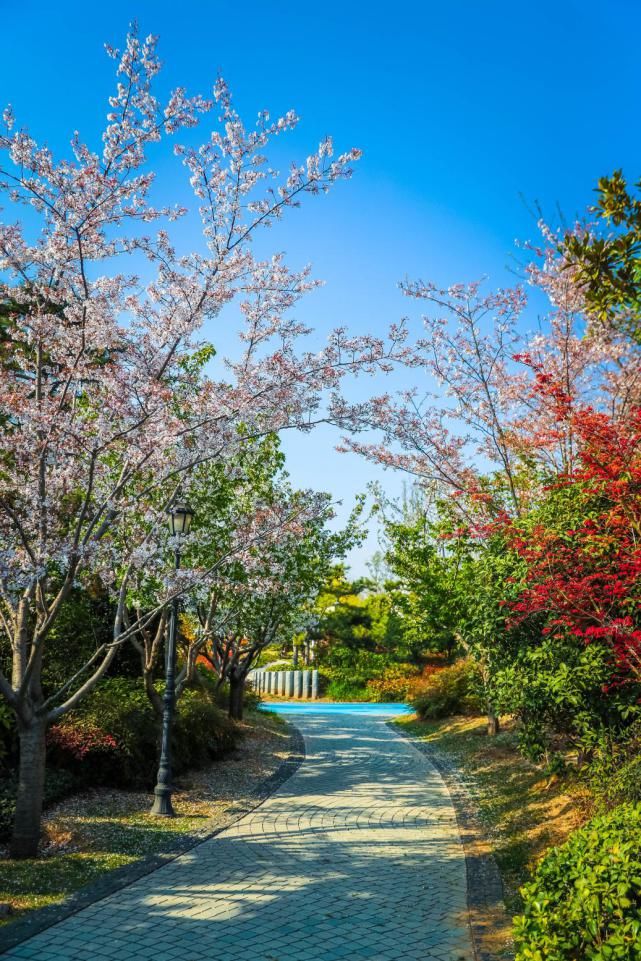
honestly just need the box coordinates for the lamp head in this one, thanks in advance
[168,502,194,537]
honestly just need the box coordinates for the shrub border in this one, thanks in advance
[390,721,507,961]
[0,721,305,955]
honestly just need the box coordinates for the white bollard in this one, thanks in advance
[294,670,302,699]
[286,671,294,698]
[301,670,310,699]
[311,669,319,700]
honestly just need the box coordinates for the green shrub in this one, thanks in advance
[325,679,369,701]
[514,803,641,961]
[410,659,481,719]
[491,637,638,764]
[50,678,237,789]
[321,647,395,687]
[175,688,237,770]
[582,724,641,811]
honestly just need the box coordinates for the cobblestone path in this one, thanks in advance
[4,713,473,961]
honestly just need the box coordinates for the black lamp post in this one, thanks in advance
[150,502,194,817]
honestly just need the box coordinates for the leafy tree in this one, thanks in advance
[196,494,358,719]
[0,26,393,858]
[315,566,376,652]
[565,170,641,333]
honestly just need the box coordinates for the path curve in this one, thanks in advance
[4,713,473,961]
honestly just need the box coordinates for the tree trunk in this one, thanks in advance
[487,709,500,737]
[11,718,47,859]
[144,671,164,720]
[228,673,245,721]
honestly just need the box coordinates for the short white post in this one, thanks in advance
[286,671,294,698]
[294,670,302,699]
[311,669,319,700]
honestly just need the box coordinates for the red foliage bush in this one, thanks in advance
[47,718,120,778]
[503,401,641,687]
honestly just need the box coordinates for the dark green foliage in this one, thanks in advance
[514,803,641,961]
[41,586,115,695]
[325,679,370,701]
[565,171,641,334]
[52,678,237,788]
[583,723,641,811]
[410,660,482,719]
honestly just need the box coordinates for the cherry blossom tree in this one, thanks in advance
[0,28,401,858]
[339,230,641,523]
[194,482,353,719]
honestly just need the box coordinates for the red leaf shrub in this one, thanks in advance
[409,659,481,719]
[503,400,641,688]
[47,719,120,778]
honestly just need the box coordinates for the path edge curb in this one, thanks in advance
[0,719,306,956]
[389,721,507,961]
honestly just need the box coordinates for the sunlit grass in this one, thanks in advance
[0,802,210,921]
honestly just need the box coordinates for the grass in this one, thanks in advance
[0,710,289,924]
[0,813,206,918]
[395,714,588,955]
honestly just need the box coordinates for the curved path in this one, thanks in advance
[5,712,473,961]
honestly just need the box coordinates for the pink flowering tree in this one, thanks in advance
[339,229,641,523]
[194,485,354,720]
[128,436,346,719]
[0,28,400,858]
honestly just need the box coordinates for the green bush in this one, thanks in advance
[514,803,641,961]
[321,647,395,686]
[410,659,481,719]
[582,724,641,811]
[492,637,638,764]
[325,679,370,701]
[49,678,237,789]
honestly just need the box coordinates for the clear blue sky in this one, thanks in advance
[2,0,640,574]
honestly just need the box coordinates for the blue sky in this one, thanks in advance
[2,0,640,574]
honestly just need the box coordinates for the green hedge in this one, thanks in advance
[514,803,641,961]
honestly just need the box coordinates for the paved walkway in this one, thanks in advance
[4,713,473,961]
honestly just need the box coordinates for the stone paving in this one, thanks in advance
[3,712,473,961]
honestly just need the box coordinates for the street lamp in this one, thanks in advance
[150,501,194,817]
